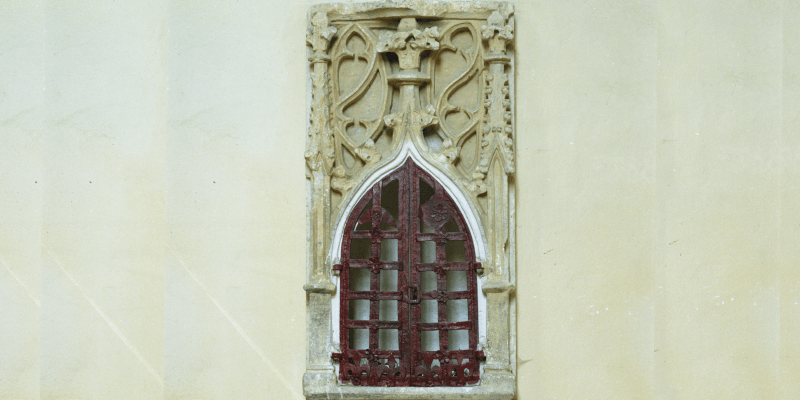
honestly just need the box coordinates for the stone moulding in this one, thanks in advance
[304,1,516,398]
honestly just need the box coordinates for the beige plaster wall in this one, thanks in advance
[0,1,797,399]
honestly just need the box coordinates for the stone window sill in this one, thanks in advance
[303,370,515,400]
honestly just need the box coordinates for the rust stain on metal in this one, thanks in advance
[338,159,480,387]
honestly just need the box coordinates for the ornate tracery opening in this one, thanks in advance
[338,159,481,387]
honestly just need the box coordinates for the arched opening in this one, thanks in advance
[338,158,481,387]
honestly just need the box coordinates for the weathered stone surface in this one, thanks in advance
[305,2,516,398]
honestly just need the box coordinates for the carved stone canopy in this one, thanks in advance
[304,2,516,398]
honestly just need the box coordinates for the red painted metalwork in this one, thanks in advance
[338,159,480,387]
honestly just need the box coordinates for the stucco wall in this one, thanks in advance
[1,0,798,399]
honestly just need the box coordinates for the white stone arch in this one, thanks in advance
[330,138,488,348]
[329,141,488,264]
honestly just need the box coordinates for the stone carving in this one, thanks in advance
[330,166,356,192]
[434,137,459,164]
[305,12,337,174]
[308,11,337,59]
[431,22,482,166]
[464,9,515,195]
[482,8,515,56]
[379,17,442,166]
[377,23,441,70]
[353,138,381,165]
[305,11,337,296]
[304,2,516,398]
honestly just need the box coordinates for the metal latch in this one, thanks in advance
[403,285,420,304]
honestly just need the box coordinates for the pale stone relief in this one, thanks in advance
[304,2,516,398]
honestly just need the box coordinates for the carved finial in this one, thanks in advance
[354,138,381,165]
[384,104,438,142]
[434,138,459,165]
[481,10,514,56]
[330,166,356,192]
[377,18,440,70]
[307,12,337,61]
[305,121,335,173]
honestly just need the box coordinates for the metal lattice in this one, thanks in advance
[336,159,481,387]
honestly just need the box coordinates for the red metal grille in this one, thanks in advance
[338,159,480,387]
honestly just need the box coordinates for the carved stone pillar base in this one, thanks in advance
[302,370,337,399]
[484,285,514,372]
[479,368,516,396]
[306,292,335,372]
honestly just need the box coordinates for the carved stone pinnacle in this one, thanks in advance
[481,10,513,57]
[307,11,337,62]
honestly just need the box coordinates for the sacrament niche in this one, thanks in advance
[304,2,516,398]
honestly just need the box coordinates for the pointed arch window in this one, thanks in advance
[337,159,482,386]
[303,2,517,399]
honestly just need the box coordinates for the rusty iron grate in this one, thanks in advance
[336,159,481,387]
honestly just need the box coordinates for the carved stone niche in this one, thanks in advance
[304,1,516,399]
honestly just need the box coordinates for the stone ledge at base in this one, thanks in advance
[303,370,515,400]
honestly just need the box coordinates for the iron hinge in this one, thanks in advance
[332,264,343,275]
[331,352,342,361]
[474,262,484,275]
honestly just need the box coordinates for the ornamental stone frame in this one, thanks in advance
[303,1,516,398]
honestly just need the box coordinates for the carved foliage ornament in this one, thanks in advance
[304,1,516,398]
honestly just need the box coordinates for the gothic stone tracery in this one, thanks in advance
[304,2,516,398]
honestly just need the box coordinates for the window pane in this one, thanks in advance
[381,180,399,221]
[380,239,398,261]
[349,328,369,350]
[420,330,439,351]
[379,269,397,291]
[443,218,459,232]
[448,330,469,350]
[419,178,435,205]
[446,299,468,322]
[446,270,467,292]
[420,241,436,263]
[379,300,398,321]
[378,329,399,350]
[354,200,373,231]
[349,268,370,291]
[421,300,437,323]
[349,299,369,320]
[445,240,465,262]
[420,271,436,292]
[350,238,371,259]
[355,221,372,231]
